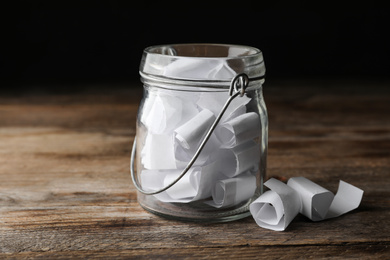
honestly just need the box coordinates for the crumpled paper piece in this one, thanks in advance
[250,177,364,231]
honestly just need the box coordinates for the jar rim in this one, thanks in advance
[143,43,262,60]
[140,43,266,87]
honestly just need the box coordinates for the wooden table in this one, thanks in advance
[1,80,389,259]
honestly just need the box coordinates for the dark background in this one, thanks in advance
[1,3,389,91]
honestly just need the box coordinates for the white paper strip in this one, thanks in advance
[287,177,334,221]
[163,59,236,80]
[178,96,200,125]
[141,93,183,135]
[197,92,251,122]
[206,172,257,208]
[287,177,364,221]
[141,161,224,203]
[140,169,169,192]
[140,91,157,127]
[250,177,364,231]
[175,109,215,150]
[216,112,260,148]
[174,109,221,166]
[174,133,221,167]
[141,134,176,170]
[326,180,364,218]
[140,169,196,202]
[250,178,301,231]
[164,169,197,200]
[218,141,260,178]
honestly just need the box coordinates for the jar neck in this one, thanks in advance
[139,44,266,86]
[140,72,265,92]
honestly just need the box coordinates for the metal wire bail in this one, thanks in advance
[229,73,250,97]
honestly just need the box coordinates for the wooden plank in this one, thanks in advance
[1,203,389,250]
[0,82,389,258]
[1,243,389,259]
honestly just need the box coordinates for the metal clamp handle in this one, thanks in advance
[130,73,256,195]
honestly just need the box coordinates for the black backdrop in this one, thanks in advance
[1,3,389,90]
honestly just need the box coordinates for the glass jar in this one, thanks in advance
[131,43,268,222]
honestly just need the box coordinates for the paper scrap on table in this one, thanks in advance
[250,177,364,231]
[250,178,301,231]
[287,177,364,221]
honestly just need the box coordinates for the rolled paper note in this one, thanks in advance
[287,177,334,221]
[206,172,257,208]
[163,169,197,200]
[250,177,364,231]
[140,169,199,203]
[174,109,221,166]
[218,141,260,178]
[287,177,364,221]
[174,133,221,167]
[187,161,225,201]
[250,178,301,231]
[141,133,176,170]
[142,161,224,203]
[216,112,261,148]
[174,109,215,150]
[140,169,196,203]
[197,92,251,122]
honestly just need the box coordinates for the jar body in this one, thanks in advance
[135,83,268,222]
[133,44,268,222]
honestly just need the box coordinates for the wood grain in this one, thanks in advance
[0,80,389,259]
